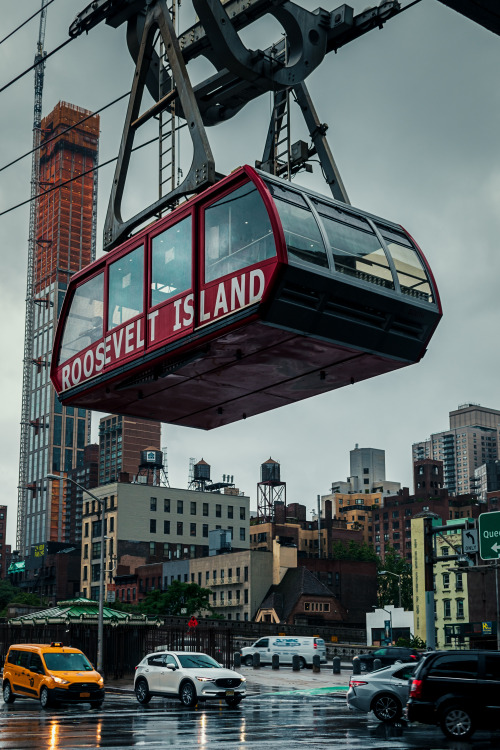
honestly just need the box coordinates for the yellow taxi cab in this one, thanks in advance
[2,642,105,708]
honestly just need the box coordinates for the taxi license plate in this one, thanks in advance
[80,692,90,698]
[225,690,234,697]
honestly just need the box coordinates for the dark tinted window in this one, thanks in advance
[29,654,44,673]
[59,273,104,363]
[7,650,20,664]
[108,246,144,329]
[151,216,192,307]
[429,654,478,678]
[17,651,31,668]
[393,665,416,680]
[373,649,387,657]
[148,654,165,667]
[484,653,500,680]
[274,198,329,268]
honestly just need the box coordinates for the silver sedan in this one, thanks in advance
[347,662,417,722]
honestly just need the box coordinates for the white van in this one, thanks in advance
[240,636,327,668]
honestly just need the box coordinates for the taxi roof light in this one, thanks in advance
[50,642,64,647]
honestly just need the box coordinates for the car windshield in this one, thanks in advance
[176,654,220,669]
[43,652,93,671]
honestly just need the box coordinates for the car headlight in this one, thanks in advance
[52,676,70,685]
[195,676,214,682]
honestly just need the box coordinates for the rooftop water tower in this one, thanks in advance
[257,457,286,522]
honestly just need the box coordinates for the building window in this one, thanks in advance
[164,520,170,534]
[150,519,156,533]
[215,504,221,518]
[203,503,209,516]
[202,524,208,538]
[150,497,157,511]
[109,517,114,532]
[149,542,155,556]
[190,501,197,515]
[456,599,464,618]
[177,500,183,514]
[190,523,196,537]
[244,589,248,604]
[83,566,87,580]
[92,542,101,559]
[177,522,183,535]
[164,499,170,512]
[228,506,233,519]
[442,572,450,589]
[84,544,88,559]
[456,572,463,591]
[92,564,101,582]
[443,599,451,618]
[84,522,89,538]
[92,520,102,538]
[240,507,246,520]
[244,566,248,582]
[239,528,245,541]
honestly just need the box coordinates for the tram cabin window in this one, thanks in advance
[319,206,393,288]
[151,216,192,307]
[204,183,275,282]
[266,182,329,268]
[58,273,104,364]
[376,225,433,303]
[108,245,144,329]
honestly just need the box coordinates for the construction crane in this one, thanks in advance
[17,0,49,553]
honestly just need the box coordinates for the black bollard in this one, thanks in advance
[352,657,361,675]
[272,654,279,670]
[332,656,341,675]
[312,654,320,673]
[373,658,382,671]
[292,654,300,672]
[253,652,261,669]
[234,651,241,669]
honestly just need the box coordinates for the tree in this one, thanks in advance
[332,540,378,562]
[0,580,47,616]
[141,580,215,617]
[377,545,413,610]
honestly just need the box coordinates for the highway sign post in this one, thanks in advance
[478,512,500,560]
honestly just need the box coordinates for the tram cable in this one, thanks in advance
[0,34,73,96]
[0,136,159,219]
[0,0,57,47]
[0,91,131,175]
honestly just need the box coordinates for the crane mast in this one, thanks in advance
[17,1,49,553]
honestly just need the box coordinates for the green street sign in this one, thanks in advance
[478,511,500,560]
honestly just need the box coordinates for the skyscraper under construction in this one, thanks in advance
[17,101,99,555]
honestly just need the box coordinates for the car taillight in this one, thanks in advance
[314,643,317,649]
[349,679,368,688]
[410,654,416,660]
[409,679,423,698]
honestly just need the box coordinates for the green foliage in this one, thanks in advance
[396,635,426,649]
[141,580,215,617]
[377,545,413,610]
[331,540,378,562]
[0,580,48,617]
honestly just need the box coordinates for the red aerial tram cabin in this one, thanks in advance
[50,165,442,429]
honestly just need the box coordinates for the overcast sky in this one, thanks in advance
[1,0,499,548]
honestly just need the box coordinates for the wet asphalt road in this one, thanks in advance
[1,690,498,750]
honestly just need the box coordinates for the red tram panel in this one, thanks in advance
[50,166,442,429]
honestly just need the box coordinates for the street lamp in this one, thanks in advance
[46,473,105,673]
[379,569,403,609]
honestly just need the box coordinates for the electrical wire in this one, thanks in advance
[0,35,73,96]
[0,0,57,47]
[0,91,131,175]
[0,137,159,218]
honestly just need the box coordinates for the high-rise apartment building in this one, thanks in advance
[98,415,162,485]
[412,403,500,495]
[18,102,99,555]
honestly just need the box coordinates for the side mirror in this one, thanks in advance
[166,664,177,671]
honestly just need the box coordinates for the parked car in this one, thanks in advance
[240,636,327,668]
[354,647,421,672]
[347,662,417,722]
[407,649,500,740]
[2,642,104,709]
[134,651,246,707]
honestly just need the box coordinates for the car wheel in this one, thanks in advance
[440,706,475,740]
[372,693,402,723]
[40,686,52,709]
[3,682,16,704]
[225,696,242,708]
[243,656,253,667]
[299,657,307,670]
[135,678,152,705]
[179,680,197,707]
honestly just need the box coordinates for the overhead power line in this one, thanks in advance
[0,91,131,175]
[0,137,159,219]
[0,0,57,47]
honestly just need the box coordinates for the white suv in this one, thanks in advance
[134,651,246,708]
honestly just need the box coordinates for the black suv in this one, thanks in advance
[355,647,421,672]
[406,650,500,740]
